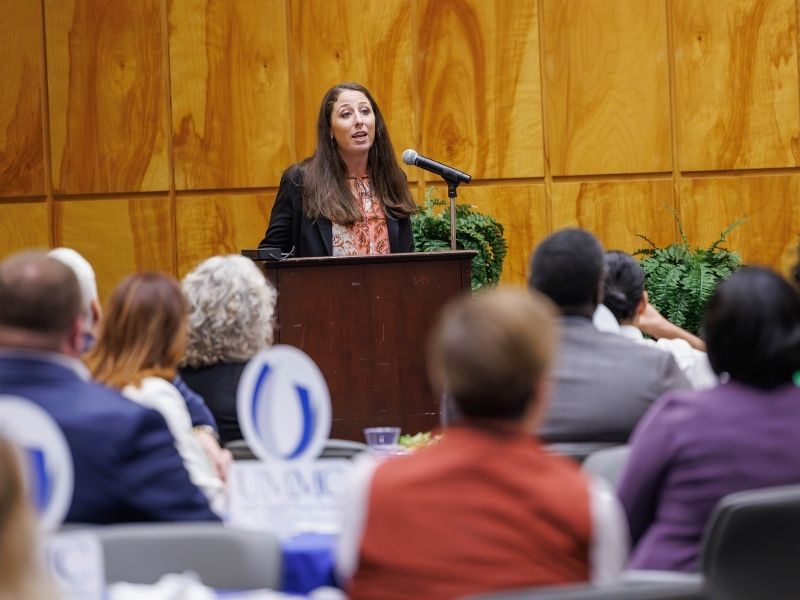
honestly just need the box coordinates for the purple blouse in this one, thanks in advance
[617,381,800,572]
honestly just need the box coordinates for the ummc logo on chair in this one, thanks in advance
[237,345,332,463]
[0,396,74,531]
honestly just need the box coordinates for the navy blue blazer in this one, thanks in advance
[258,164,413,257]
[0,355,219,524]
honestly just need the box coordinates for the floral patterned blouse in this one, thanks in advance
[332,176,390,256]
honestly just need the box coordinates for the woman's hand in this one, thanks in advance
[194,429,233,482]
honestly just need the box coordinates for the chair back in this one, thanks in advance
[226,437,368,461]
[225,439,257,461]
[319,438,368,460]
[701,484,800,600]
[92,522,282,590]
[462,580,705,599]
[545,442,620,464]
[582,445,630,488]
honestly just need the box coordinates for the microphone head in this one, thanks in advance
[402,149,418,166]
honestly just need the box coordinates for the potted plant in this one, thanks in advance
[412,188,507,291]
[635,206,744,336]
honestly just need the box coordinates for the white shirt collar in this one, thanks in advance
[618,324,645,342]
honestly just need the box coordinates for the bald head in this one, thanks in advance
[0,251,83,351]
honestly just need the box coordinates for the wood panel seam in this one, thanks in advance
[285,0,297,165]
[536,0,553,234]
[665,0,683,244]
[160,0,178,278]
[38,0,55,247]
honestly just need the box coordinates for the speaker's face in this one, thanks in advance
[329,90,375,162]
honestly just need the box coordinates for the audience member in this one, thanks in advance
[603,251,716,389]
[0,252,217,523]
[528,229,690,443]
[48,247,102,352]
[618,267,800,572]
[180,255,277,444]
[0,438,54,599]
[46,248,227,474]
[338,288,628,600]
[85,272,226,514]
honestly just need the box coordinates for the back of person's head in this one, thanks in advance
[427,288,558,422]
[528,228,605,315]
[86,272,187,389]
[603,251,645,323]
[182,255,277,368]
[0,438,52,599]
[47,247,99,328]
[705,266,800,389]
[0,251,82,352]
[48,247,102,353]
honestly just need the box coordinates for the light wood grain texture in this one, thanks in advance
[418,0,542,180]
[0,1,45,196]
[0,202,49,257]
[289,0,416,178]
[680,175,800,275]
[550,180,676,252]
[542,0,671,176]
[175,193,276,277]
[672,0,800,170]
[53,197,174,300]
[45,0,169,194]
[169,0,290,189]
[455,184,548,285]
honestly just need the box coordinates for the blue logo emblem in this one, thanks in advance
[0,396,74,531]
[237,346,331,462]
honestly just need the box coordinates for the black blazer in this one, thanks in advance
[258,165,413,257]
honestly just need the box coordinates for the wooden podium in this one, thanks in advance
[243,250,475,441]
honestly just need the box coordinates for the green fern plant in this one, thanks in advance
[412,188,507,291]
[634,206,744,335]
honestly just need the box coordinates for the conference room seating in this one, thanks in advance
[318,438,368,460]
[462,580,705,600]
[226,439,257,460]
[465,483,800,600]
[545,442,621,464]
[582,445,631,488]
[225,438,368,461]
[700,484,800,600]
[80,522,282,590]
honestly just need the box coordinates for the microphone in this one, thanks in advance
[402,149,472,184]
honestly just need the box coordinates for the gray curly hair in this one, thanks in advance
[181,255,276,367]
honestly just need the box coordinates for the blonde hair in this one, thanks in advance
[0,439,54,600]
[86,273,187,388]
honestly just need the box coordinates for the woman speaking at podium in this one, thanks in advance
[258,83,417,257]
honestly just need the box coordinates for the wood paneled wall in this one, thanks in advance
[1,0,799,300]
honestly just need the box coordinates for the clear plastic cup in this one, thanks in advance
[363,427,401,448]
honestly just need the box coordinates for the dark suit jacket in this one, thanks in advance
[180,362,247,445]
[0,354,219,524]
[258,164,413,257]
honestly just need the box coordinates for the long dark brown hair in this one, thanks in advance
[301,82,417,225]
[85,272,187,389]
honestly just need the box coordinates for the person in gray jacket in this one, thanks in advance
[528,228,690,443]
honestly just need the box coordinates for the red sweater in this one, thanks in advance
[348,426,592,600]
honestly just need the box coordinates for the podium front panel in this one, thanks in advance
[253,251,474,441]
